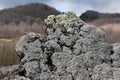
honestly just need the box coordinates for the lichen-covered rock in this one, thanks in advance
[0,65,30,80]
[44,12,84,34]
[111,43,120,67]
[1,12,120,80]
[15,32,48,80]
[13,76,30,80]
[92,63,120,80]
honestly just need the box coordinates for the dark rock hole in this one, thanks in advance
[110,59,113,64]
[19,68,26,77]
[46,54,56,71]
[110,50,114,55]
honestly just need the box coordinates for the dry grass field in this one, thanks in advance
[0,23,45,38]
[0,37,19,67]
[0,23,45,67]
[100,23,120,43]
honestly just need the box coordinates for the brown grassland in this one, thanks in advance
[0,37,19,67]
[0,23,45,67]
[100,23,120,43]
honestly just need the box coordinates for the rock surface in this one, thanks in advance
[1,12,120,80]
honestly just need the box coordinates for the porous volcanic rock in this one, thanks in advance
[1,12,120,80]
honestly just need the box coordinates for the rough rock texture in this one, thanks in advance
[1,12,120,80]
[92,63,120,80]
[0,65,30,80]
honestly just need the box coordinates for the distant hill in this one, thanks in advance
[0,3,60,24]
[80,10,120,26]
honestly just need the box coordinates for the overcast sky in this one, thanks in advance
[0,0,120,15]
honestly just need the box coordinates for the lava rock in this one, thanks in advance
[1,12,120,80]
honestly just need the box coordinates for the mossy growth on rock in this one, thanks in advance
[44,12,85,35]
